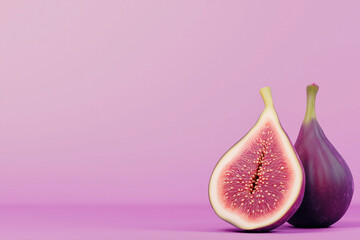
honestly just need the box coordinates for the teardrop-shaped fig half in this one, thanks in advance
[287,84,354,228]
[209,87,305,232]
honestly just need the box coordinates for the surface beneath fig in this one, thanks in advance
[2,204,358,240]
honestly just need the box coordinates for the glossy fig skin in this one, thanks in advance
[288,119,354,228]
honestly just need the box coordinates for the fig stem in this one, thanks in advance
[260,87,274,108]
[304,83,319,123]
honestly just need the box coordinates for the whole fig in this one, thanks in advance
[288,84,354,228]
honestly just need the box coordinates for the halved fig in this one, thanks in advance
[209,87,305,232]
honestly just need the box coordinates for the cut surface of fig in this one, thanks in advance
[209,87,304,231]
[220,122,294,220]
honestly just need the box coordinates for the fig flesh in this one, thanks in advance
[288,84,354,228]
[209,87,305,231]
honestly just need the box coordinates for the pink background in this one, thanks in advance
[1,0,359,208]
[1,1,360,239]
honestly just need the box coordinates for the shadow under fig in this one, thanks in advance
[217,220,360,234]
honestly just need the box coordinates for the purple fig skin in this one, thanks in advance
[288,96,354,228]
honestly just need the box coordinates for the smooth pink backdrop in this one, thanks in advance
[0,1,359,206]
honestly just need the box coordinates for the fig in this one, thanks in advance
[287,84,354,228]
[209,87,305,232]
